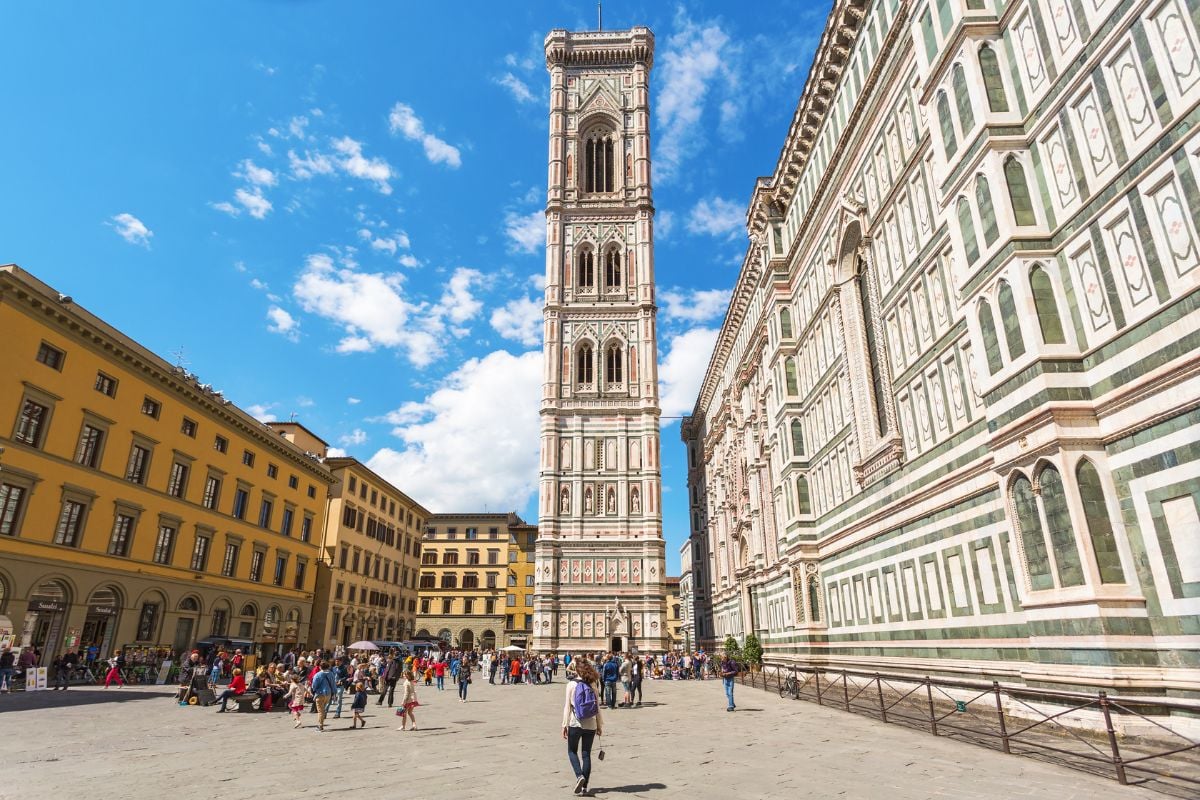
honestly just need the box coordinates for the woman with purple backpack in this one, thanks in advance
[562,660,604,796]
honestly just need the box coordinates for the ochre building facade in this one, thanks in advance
[683,0,1200,698]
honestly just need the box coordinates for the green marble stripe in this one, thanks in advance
[1131,18,1174,128]
[1126,191,1172,304]
[821,505,1005,577]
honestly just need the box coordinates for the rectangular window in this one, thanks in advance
[486,599,496,614]
[136,602,159,642]
[506,614,515,629]
[126,444,150,484]
[335,582,344,600]
[307,485,316,499]
[441,599,452,615]
[267,463,278,479]
[300,514,313,542]
[202,475,221,509]
[348,585,357,602]
[525,575,535,587]
[53,500,87,547]
[463,598,474,614]
[351,550,361,573]
[463,574,479,589]
[420,598,431,614]
[508,574,517,587]
[181,417,197,437]
[153,525,176,564]
[242,450,255,467]
[141,396,161,419]
[108,513,135,556]
[258,499,273,528]
[249,550,264,582]
[507,593,516,606]
[232,488,249,519]
[370,489,378,506]
[466,527,478,540]
[348,476,357,493]
[339,546,348,569]
[167,462,189,498]
[487,573,498,588]
[0,483,27,536]
[221,542,239,577]
[487,549,499,565]
[467,550,480,565]
[288,475,298,489]
[280,507,294,537]
[94,372,118,397]
[14,398,49,447]
[190,534,211,571]
[442,551,459,565]
[36,342,65,370]
[509,550,517,563]
[419,574,435,588]
[293,559,306,590]
[214,435,228,453]
[422,552,436,565]
[525,594,533,607]
[75,424,105,468]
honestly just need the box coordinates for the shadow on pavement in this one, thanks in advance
[592,783,669,794]
[0,687,172,712]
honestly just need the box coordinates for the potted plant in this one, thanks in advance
[742,634,763,673]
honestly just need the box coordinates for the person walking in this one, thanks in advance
[618,653,633,707]
[0,645,15,693]
[720,652,740,712]
[349,682,368,729]
[630,655,644,707]
[489,654,499,684]
[457,656,472,702]
[285,675,307,728]
[376,654,401,708]
[103,651,125,688]
[397,670,420,731]
[310,660,337,732]
[563,660,604,797]
[434,658,446,691]
[601,654,619,710]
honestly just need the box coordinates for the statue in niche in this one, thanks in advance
[560,487,570,514]
[584,487,593,514]
[607,487,616,513]
[630,487,641,513]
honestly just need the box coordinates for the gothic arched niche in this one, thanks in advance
[581,120,616,193]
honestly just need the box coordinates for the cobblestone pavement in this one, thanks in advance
[0,676,1158,799]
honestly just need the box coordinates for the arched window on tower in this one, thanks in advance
[856,256,889,436]
[975,175,998,246]
[604,248,621,291]
[1076,459,1125,584]
[957,196,979,264]
[978,301,1003,376]
[997,280,1025,360]
[577,248,595,290]
[605,343,623,385]
[952,63,975,133]
[1029,265,1066,345]
[796,475,811,515]
[979,44,1009,112]
[807,574,821,623]
[1005,158,1037,226]
[790,419,804,456]
[1039,465,1084,588]
[779,307,793,339]
[584,127,615,193]
[784,358,799,396]
[1012,473,1053,591]
[937,91,957,159]
[576,343,594,385]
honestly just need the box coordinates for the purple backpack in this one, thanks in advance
[572,680,599,721]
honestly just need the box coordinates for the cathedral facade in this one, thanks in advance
[531,26,669,654]
[683,0,1200,696]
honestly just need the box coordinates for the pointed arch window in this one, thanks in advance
[1029,265,1066,344]
[979,45,1009,112]
[957,196,979,264]
[1076,460,1125,584]
[796,475,811,516]
[784,358,799,396]
[937,91,958,159]
[978,301,1003,376]
[1005,158,1037,226]
[790,419,804,456]
[577,249,594,289]
[857,259,889,436]
[952,64,975,133]
[779,307,793,339]
[605,343,623,384]
[1013,474,1053,591]
[997,281,1026,360]
[807,574,821,623]
[584,128,615,193]
[975,175,998,246]
[576,344,594,384]
[1039,465,1084,587]
[604,248,621,290]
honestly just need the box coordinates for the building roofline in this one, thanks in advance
[322,456,432,516]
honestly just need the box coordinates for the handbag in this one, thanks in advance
[395,708,406,717]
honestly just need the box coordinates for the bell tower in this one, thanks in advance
[532,25,668,653]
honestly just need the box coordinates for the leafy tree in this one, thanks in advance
[722,635,742,661]
[742,634,763,667]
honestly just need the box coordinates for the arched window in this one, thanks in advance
[785,358,799,396]
[605,343,623,384]
[997,281,1025,360]
[584,127,615,193]
[952,64,975,133]
[604,248,621,290]
[1013,474,1053,590]
[577,249,595,289]
[1004,158,1037,226]
[1076,460,1125,584]
[796,476,811,515]
[779,307,793,338]
[790,419,804,456]
[979,45,1009,112]
[807,575,821,623]
[937,91,958,159]
[576,344,594,384]
[978,301,1003,375]
[857,259,889,436]
[957,196,979,264]
[975,175,998,246]
[1039,465,1084,587]
[1029,265,1066,344]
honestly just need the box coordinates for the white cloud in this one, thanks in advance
[245,403,277,422]
[237,159,278,187]
[398,254,420,268]
[331,137,394,194]
[504,209,543,253]
[658,327,719,421]
[211,201,239,217]
[490,295,542,347]
[388,102,462,168]
[686,196,744,239]
[235,187,273,219]
[434,268,484,328]
[296,396,315,408]
[109,213,153,247]
[357,228,411,256]
[366,350,542,512]
[657,209,675,240]
[347,397,362,405]
[660,287,732,324]
[655,11,737,183]
[250,278,269,291]
[326,447,348,458]
[288,148,335,179]
[339,428,368,446]
[495,72,537,104]
[266,306,300,341]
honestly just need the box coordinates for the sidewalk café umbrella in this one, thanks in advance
[348,641,379,651]
[500,645,524,652]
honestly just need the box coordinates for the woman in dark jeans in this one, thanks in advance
[562,660,604,796]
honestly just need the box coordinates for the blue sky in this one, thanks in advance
[0,1,828,573]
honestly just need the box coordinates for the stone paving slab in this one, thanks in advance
[0,678,1159,799]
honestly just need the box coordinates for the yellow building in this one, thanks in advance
[416,512,531,650]
[0,265,334,661]
[508,521,537,648]
[666,576,682,650]
[309,456,429,649]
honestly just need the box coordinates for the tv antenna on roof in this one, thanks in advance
[170,346,190,370]
[598,1,602,30]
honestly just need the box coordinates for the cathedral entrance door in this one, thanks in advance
[611,636,623,653]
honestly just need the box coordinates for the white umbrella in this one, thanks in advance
[348,641,379,650]
[500,645,524,652]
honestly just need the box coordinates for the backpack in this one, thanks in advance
[572,680,599,721]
